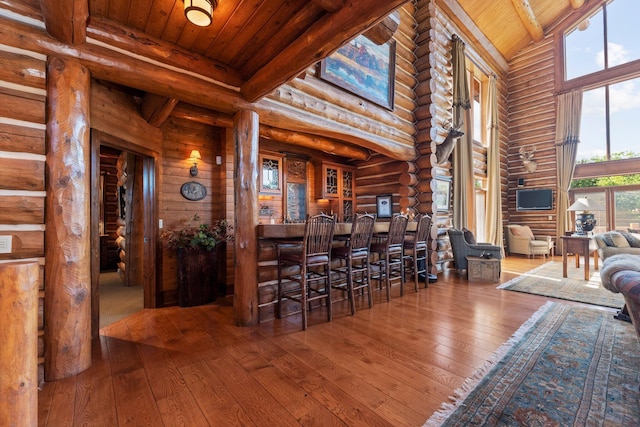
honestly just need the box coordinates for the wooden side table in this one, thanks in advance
[560,235,599,280]
[466,256,501,283]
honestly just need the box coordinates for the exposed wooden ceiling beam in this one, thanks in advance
[570,0,586,9]
[39,0,88,44]
[363,10,400,45]
[510,0,544,42]
[171,103,371,160]
[310,0,346,13]
[141,94,179,127]
[87,16,245,89]
[240,0,410,102]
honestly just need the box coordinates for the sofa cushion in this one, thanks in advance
[621,231,640,248]
[600,231,630,248]
[510,225,535,239]
[462,228,476,244]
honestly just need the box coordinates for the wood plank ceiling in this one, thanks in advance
[83,0,408,102]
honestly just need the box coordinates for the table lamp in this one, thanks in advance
[567,197,601,235]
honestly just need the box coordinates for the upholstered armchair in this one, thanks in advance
[447,228,502,273]
[505,225,553,258]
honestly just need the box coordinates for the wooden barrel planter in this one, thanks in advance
[177,244,225,307]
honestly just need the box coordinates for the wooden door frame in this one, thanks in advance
[90,129,160,337]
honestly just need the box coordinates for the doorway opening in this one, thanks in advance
[91,131,159,334]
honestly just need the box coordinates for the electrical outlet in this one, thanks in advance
[0,235,12,254]
[548,215,553,220]
[159,219,164,229]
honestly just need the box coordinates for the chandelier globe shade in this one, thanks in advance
[184,0,218,27]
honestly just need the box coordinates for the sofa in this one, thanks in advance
[505,224,554,258]
[593,230,640,260]
[601,254,640,342]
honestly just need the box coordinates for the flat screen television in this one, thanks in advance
[516,188,553,211]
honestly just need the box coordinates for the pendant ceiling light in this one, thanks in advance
[184,0,218,27]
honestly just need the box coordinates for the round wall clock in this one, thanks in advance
[180,181,207,201]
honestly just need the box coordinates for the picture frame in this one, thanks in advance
[434,177,451,212]
[320,34,396,110]
[376,195,393,218]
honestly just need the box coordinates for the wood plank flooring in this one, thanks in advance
[38,256,609,426]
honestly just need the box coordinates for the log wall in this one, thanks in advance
[506,35,558,240]
[0,43,47,385]
[413,0,511,272]
[159,117,230,306]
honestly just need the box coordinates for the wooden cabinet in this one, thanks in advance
[315,162,356,223]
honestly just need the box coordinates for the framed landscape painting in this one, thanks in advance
[320,34,396,110]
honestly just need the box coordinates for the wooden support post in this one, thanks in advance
[0,261,39,427]
[233,110,259,326]
[45,56,92,380]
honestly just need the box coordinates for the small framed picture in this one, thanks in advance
[376,195,392,218]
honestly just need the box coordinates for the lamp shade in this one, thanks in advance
[184,0,217,27]
[567,197,603,213]
[189,150,202,161]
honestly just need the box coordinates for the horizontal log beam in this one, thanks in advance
[86,16,244,89]
[363,10,400,45]
[171,103,370,160]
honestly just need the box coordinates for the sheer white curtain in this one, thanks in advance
[485,75,504,253]
[555,89,583,251]
[451,35,474,230]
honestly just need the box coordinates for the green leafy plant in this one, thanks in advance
[162,214,233,252]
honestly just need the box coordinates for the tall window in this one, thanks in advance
[469,71,488,240]
[564,0,640,231]
[565,0,640,163]
[565,0,640,81]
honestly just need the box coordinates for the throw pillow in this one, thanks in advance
[511,225,534,239]
[621,231,640,248]
[462,228,476,244]
[608,231,630,248]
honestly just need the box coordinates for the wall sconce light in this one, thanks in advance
[189,149,201,177]
[184,0,218,27]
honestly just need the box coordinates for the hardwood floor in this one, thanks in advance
[38,256,582,426]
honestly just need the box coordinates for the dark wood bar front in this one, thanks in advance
[257,221,418,321]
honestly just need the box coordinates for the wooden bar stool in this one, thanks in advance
[277,213,336,330]
[403,214,432,292]
[370,213,409,301]
[331,213,376,315]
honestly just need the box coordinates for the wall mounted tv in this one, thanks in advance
[516,188,553,211]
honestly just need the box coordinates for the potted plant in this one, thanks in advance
[162,215,233,307]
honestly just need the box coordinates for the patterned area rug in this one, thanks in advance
[498,261,625,308]
[424,302,640,426]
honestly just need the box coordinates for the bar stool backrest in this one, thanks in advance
[414,214,432,246]
[350,213,376,254]
[303,213,336,262]
[387,213,409,249]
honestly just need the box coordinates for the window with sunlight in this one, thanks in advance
[566,0,640,163]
